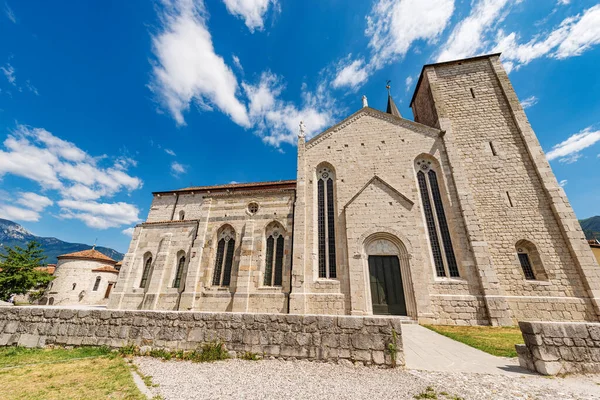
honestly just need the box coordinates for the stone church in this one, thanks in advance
[108,54,600,326]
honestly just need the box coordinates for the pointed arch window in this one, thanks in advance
[140,256,152,288]
[179,210,185,220]
[173,255,185,288]
[317,166,337,279]
[213,226,235,286]
[93,276,101,291]
[264,224,285,286]
[416,159,459,278]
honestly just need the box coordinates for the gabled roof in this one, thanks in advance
[154,180,296,195]
[306,106,442,149]
[57,249,117,264]
[344,175,414,210]
[92,265,120,274]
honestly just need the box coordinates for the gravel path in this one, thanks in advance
[135,357,600,400]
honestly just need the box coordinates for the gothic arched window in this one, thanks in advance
[93,276,101,291]
[173,255,186,288]
[264,223,285,286]
[416,159,459,278]
[140,256,153,288]
[317,165,337,279]
[179,210,185,220]
[213,226,235,286]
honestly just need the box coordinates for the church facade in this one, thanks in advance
[108,54,600,326]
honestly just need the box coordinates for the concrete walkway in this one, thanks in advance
[402,324,530,376]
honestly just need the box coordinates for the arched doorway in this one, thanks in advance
[364,234,414,317]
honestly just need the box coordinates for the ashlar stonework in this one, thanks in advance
[108,54,600,326]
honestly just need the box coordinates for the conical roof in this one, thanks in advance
[386,93,401,118]
[57,248,117,264]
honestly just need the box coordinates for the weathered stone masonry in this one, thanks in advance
[108,54,600,327]
[516,321,600,375]
[0,307,403,366]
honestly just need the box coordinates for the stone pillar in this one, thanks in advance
[141,234,172,310]
[180,202,212,311]
[289,134,307,313]
[108,226,142,309]
[231,221,255,312]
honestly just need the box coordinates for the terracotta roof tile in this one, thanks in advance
[91,265,120,273]
[57,249,117,263]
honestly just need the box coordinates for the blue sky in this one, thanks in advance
[1,0,600,253]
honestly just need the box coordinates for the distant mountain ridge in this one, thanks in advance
[0,218,124,264]
[579,216,600,241]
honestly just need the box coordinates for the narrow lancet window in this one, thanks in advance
[213,226,235,286]
[264,223,285,286]
[93,276,101,291]
[317,166,337,279]
[140,257,152,288]
[416,159,460,278]
[173,255,185,288]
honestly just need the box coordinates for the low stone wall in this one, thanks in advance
[516,321,600,375]
[0,307,403,366]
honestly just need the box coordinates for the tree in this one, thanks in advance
[0,241,54,301]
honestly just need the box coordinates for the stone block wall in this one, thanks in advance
[0,307,403,366]
[516,321,600,375]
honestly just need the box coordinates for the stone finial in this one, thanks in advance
[298,121,306,138]
[362,95,368,108]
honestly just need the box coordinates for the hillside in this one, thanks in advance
[0,219,124,264]
[579,216,600,241]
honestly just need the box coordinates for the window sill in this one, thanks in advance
[257,286,284,290]
[523,279,551,286]
[434,277,468,284]
[207,286,230,291]
[314,279,340,287]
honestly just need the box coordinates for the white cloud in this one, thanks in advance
[0,204,40,221]
[164,148,176,156]
[122,227,135,236]
[221,0,277,32]
[405,76,414,92]
[495,5,600,71]
[0,124,142,229]
[58,199,140,229]
[437,0,516,62]
[332,0,454,90]
[17,192,53,212]
[4,3,15,23]
[521,95,538,109]
[171,161,187,176]
[243,72,335,146]
[1,63,16,85]
[232,54,243,72]
[331,58,369,90]
[368,0,455,68]
[557,0,570,5]
[25,80,39,96]
[149,0,250,127]
[546,127,600,163]
[559,179,568,187]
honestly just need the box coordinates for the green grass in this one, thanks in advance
[0,347,144,400]
[0,346,112,368]
[423,325,523,358]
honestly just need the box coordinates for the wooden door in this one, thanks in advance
[104,283,114,299]
[368,255,407,316]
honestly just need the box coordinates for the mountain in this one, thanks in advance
[579,216,600,241]
[0,219,124,264]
